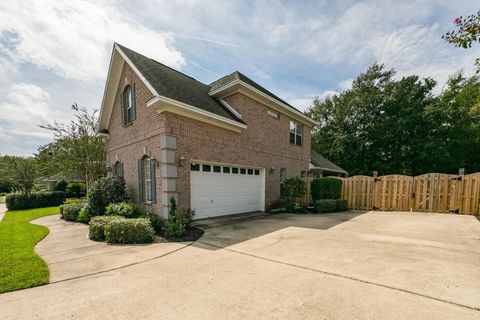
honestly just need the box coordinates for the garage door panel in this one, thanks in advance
[190,166,263,219]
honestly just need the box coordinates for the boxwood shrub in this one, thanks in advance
[336,199,348,212]
[62,204,84,221]
[311,178,342,202]
[66,182,86,198]
[314,199,337,213]
[6,191,66,210]
[89,216,125,241]
[105,202,142,218]
[104,218,155,244]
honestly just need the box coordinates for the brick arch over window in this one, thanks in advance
[137,155,156,203]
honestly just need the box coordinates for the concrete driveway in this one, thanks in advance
[0,211,479,319]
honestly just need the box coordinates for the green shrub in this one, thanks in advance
[87,176,129,216]
[314,199,337,213]
[77,204,92,223]
[281,177,307,205]
[311,178,342,202]
[164,197,195,238]
[0,179,13,193]
[142,212,164,234]
[66,182,86,198]
[105,202,141,218]
[60,198,86,216]
[6,191,66,210]
[104,218,155,244]
[336,199,348,212]
[54,179,68,192]
[89,216,125,241]
[62,204,84,221]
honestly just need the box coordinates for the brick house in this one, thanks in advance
[97,43,317,219]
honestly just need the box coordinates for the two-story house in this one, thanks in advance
[97,43,317,219]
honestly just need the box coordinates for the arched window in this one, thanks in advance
[113,161,123,178]
[121,84,136,125]
[138,156,156,203]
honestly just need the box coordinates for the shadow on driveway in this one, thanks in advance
[193,211,367,250]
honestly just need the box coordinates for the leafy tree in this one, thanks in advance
[307,64,480,175]
[38,104,106,189]
[1,156,37,194]
[442,10,480,72]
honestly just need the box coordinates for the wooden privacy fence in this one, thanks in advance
[340,173,480,215]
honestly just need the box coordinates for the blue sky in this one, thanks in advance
[0,0,478,156]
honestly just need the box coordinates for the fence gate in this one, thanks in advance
[373,175,413,211]
[412,173,460,213]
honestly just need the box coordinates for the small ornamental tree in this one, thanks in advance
[281,177,307,207]
[443,10,480,72]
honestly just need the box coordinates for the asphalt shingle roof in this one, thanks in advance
[209,71,304,114]
[117,44,244,123]
[310,150,347,173]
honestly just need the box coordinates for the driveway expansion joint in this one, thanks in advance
[197,240,480,312]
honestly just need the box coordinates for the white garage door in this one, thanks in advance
[190,163,264,219]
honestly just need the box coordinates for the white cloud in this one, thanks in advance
[0,1,185,83]
[0,83,55,155]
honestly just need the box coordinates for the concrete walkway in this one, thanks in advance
[32,215,188,282]
[0,202,6,222]
[0,211,479,319]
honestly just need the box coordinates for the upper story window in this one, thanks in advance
[289,120,303,146]
[121,84,136,125]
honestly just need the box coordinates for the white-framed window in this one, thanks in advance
[138,156,156,203]
[289,120,303,146]
[121,84,136,125]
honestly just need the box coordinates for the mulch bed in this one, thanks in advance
[155,227,204,243]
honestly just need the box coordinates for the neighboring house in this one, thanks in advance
[43,173,84,191]
[97,43,316,219]
[309,150,347,177]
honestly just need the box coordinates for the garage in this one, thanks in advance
[190,162,264,219]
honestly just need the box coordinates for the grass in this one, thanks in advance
[0,206,59,293]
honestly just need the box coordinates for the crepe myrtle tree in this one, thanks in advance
[38,104,106,189]
[443,10,480,72]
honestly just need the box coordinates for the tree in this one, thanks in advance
[1,156,37,194]
[38,104,106,189]
[442,10,480,72]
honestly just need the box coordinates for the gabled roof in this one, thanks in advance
[116,44,243,124]
[210,71,303,114]
[98,43,315,134]
[310,150,347,174]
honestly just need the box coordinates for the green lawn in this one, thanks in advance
[0,206,59,293]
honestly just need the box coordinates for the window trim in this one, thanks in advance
[289,120,303,146]
[121,84,136,125]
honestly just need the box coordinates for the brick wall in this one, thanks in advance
[169,93,311,210]
[106,63,166,214]
[107,63,311,216]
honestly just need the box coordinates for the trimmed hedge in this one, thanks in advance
[6,191,66,210]
[105,202,141,218]
[142,212,164,234]
[311,178,342,202]
[62,204,84,221]
[336,199,348,212]
[104,218,155,244]
[88,216,125,241]
[314,199,337,213]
